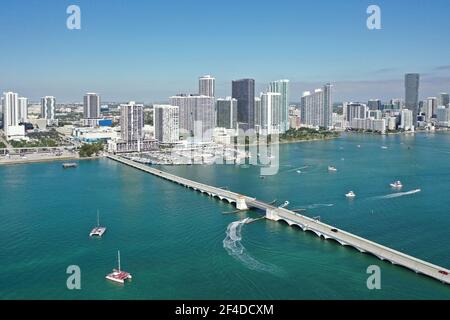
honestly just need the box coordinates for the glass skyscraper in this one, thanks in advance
[232,79,255,130]
[405,73,420,117]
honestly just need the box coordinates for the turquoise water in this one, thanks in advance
[1,133,450,299]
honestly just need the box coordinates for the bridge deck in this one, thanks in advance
[108,154,450,285]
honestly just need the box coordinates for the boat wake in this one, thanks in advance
[304,203,334,209]
[375,189,421,199]
[223,219,280,275]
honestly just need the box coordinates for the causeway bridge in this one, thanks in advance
[108,154,450,285]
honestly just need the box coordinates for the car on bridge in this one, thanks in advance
[439,270,449,276]
[331,228,339,233]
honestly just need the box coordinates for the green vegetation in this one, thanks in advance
[233,128,339,146]
[79,142,104,158]
[10,138,59,148]
[279,128,339,142]
[0,142,6,149]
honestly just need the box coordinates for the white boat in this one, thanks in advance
[345,191,356,198]
[105,251,132,284]
[90,210,106,237]
[328,166,337,172]
[296,170,302,174]
[390,181,403,189]
[381,146,388,149]
[279,201,290,209]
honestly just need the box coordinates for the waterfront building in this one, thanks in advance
[109,101,158,153]
[300,83,333,128]
[387,116,397,131]
[41,96,56,120]
[400,109,414,131]
[232,78,255,130]
[405,73,420,117]
[344,102,367,121]
[84,93,101,119]
[289,106,301,129]
[350,118,386,134]
[269,79,290,133]
[331,112,346,130]
[260,92,282,135]
[199,75,215,97]
[436,106,450,127]
[2,91,25,140]
[169,94,215,142]
[154,104,179,144]
[18,97,28,123]
[216,97,237,130]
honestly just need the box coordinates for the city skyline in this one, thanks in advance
[0,0,449,102]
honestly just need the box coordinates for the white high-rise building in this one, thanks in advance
[400,109,414,131]
[300,84,333,128]
[344,102,368,121]
[41,96,56,120]
[260,92,282,134]
[199,75,215,97]
[18,97,28,123]
[84,93,101,119]
[2,92,25,139]
[154,105,179,143]
[436,106,450,127]
[169,94,215,142]
[269,80,290,133]
[120,101,144,143]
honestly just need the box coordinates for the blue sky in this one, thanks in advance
[0,0,449,102]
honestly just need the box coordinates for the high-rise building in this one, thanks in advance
[41,96,55,120]
[300,84,333,128]
[368,99,382,110]
[232,79,255,130]
[405,73,420,117]
[400,109,414,131]
[344,102,368,121]
[440,93,449,107]
[120,101,144,143]
[18,97,28,123]
[169,94,215,141]
[154,105,179,143]
[216,97,237,129]
[199,75,215,97]
[2,92,25,139]
[84,93,101,119]
[260,92,282,134]
[254,97,262,133]
[436,106,450,127]
[269,80,290,133]
[425,97,438,120]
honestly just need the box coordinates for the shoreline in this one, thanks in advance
[233,135,339,147]
[0,155,104,166]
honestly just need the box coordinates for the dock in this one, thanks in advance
[107,154,450,285]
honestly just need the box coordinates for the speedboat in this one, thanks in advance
[390,181,403,189]
[345,191,356,198]
[328,166,337,172]
[296,170,302,174]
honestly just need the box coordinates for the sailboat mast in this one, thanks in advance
[97,210,100,227]
[118,250,121,271]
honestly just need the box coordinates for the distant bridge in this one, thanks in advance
[108,154,450,285]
